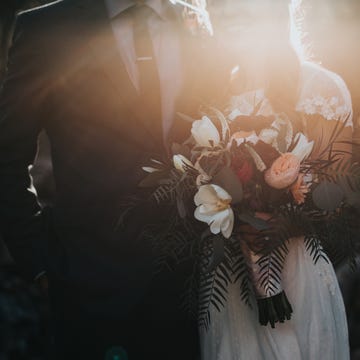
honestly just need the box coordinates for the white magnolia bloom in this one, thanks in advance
[194,184,234,238]
[196,172,212,186]
[173,154,193,173]
[191,116,220,147]
[229,130,259,147]
[228,108,242,121]
[259,128,278,145]
[142,159,164,173]
[291,133,314,162]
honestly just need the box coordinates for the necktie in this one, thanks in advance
[132,4,162,141]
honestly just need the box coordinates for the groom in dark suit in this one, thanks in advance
[0,0,227,358]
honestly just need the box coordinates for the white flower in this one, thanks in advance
[142,167,159,173]
[142,159,164,173]
[291,133,314,162]
[259,128,278,145]
[229,130,259,147]
[194,184,234,238]
[228,108,242,121]
[173,154,193,173]
[191,116,220,147]
[196,172,212,186]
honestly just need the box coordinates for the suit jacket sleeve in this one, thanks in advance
[0,13,51,280]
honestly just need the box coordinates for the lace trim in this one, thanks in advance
[296,95,352,126]
[229,92,352,129]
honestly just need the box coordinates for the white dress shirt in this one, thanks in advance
[104,0,184,140]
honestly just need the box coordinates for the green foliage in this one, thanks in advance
[328,158,360,193]
[197,235,254,330]
[198,239,232,330]
[229,238,252,308]
[319,207,360,270]
[312,180,344,211]
[257,246,289,297]
[304,234,329,264]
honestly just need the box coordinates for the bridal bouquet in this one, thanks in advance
[133,105,360,329]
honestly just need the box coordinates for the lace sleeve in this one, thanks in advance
[296,62,353,127]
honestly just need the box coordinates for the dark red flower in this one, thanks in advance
[235,160,253,184]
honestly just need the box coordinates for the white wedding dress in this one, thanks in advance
[201,62,352,360]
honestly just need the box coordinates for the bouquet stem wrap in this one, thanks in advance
[240,241,293,328]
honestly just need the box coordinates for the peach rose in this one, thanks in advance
[264,153,300,189]
[290,174,310,205]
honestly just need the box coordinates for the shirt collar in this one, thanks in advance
[104,0,168,20]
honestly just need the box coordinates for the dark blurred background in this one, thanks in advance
[0,0,359,359]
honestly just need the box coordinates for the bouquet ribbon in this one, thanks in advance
[240,241,293,328]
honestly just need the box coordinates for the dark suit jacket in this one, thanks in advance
[0,0,228,358]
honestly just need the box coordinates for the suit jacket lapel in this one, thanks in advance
[73,0,163,145]
[74,0,138,105]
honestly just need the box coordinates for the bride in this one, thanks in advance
[201,1,352,359]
